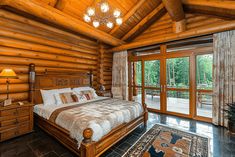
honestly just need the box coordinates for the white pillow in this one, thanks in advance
[72,87,98,98]
[40,88,72,106]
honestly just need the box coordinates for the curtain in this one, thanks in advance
[213,30,235,127]
[112,50,128,100]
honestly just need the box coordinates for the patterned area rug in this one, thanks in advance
[123,124,209,157]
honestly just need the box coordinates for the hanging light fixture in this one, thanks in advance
[100,2,109,13]
[93,20,100,28]
[83,0,123,29]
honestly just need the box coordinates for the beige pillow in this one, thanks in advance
[59,92,79,104]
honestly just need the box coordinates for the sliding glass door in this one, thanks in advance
[129,42,213,122]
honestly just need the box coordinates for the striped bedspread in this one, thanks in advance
[48,98,143,148]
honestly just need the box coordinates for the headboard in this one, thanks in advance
[28,63,93,104]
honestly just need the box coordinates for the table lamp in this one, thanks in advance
[0,69,19,106]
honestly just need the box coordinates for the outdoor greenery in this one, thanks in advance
[167,57,189,88]
[145,60,160,87]
[135,54,213,90]
[196,54,213,89]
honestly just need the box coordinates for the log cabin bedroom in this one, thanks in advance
[0,0,235,157]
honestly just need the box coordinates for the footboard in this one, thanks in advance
[35,111,148,157]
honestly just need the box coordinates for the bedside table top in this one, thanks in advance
[0,101,33,110]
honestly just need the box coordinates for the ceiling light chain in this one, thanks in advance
[83,0,122,28]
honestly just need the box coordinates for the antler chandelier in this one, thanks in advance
[83,0,123,29]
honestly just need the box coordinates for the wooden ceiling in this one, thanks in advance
[1,0,235,49]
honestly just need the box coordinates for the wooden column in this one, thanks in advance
[173,19,186,33]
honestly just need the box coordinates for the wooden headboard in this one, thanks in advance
[28,63,93,104]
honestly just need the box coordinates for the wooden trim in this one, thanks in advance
[0,0,124,46]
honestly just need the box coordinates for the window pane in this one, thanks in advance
[167,91,189,114]
[145,60,160,87]
[196,54,213,118]
[135,61,142,86]
[134,88,142,104]
[196,91,213,118]
[196,54,213,90]
[145,89,160,110]
[167,57,189,88]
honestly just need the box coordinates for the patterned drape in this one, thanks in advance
[213,30,235,127]
[112,50,128,100]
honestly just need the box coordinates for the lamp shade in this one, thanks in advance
[0,69,18,79]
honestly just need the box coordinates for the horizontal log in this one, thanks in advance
[0,37,97,60]
[0,46,97,65]
[0,92,28,102]
[0,56,96,70]
[108,20,235,52]
[187,18,222,30]
[0,25,98,54]
[0,64,96,74]
[0,10,98,47]
[0,0,124,46]
[0,84,29,94]
[0,74,28,84]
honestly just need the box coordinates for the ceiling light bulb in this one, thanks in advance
[87,7,95,16]
[100,2,109,13]
[116,18,122,25]
[107,22,113,28]
[113,9,121,18]
[83,14,91,22]
[93,20,100,28]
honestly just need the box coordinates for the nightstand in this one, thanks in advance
[97,91,112,97]
[0,102,34,142]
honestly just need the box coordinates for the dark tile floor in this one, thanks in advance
[1,113,235,157]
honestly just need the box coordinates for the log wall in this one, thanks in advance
[134,13,232,41]
[0,9,112,102]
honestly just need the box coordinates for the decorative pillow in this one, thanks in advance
[80,90,95,100]
[40,88,72,106]
[73,87,98,98]
[58,92,79,104]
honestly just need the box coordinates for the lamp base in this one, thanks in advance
[4,99,12,106]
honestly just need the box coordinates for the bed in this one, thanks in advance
[28,63,148,157]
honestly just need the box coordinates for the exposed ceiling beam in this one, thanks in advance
[121,3,166,41]
[109,0,145,35]
[162,0,185,21]
[0,0,125,46]
[162,0,186,33]
[182,0,235,19]
[54,0,66,11]
[107,20,235,52]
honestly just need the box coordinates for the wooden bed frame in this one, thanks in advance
[28,63,148,157]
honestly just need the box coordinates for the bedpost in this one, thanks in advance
[80,128,95,157]
[143,103,148,127]
[29,63,36,104]
[89,70,93,87]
